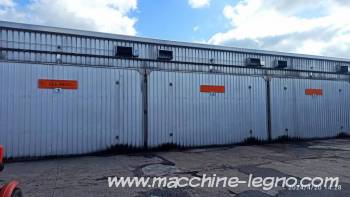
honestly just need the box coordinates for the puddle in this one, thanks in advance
[308,145,350,151]
[238,190,272,197]
[142,163,180,177]
[138,188,190,197]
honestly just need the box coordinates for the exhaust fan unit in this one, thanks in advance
[115,46,138,58]
[246,58,262,67]
[274,60,288,69]
[336,65,349,73]
[0,51,5,60]
[157,49,173,60]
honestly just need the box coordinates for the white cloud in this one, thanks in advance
[0,0,15,7]
[188,0,210,8]
[193,26,199,32]
[1,1,28,23]
[208,0,350,58]
[0,0,137,35]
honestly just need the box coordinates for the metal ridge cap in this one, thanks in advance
[1,20,350,63]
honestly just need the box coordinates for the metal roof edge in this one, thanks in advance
[1,20,350,63]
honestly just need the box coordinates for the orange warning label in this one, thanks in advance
[38,79,78,89]
[200,85,225,93]
[305,89,323,96]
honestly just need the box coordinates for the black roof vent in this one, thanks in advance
[116,46,135,58]
[246,58,262,67]
[274,60,288,69]
[336,65,348,73]
[0,51,5,60]
[158,50,173,60]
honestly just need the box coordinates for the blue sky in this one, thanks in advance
[1,0,233,42]
[134,0,231,42]
[1,0,350,58]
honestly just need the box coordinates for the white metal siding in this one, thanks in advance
[271,78,350,139]
[0,62,143,158]
[148,71,268,147]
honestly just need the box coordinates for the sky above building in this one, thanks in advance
[0,0,349,58]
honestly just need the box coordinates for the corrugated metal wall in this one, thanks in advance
[0,62,143,158]
[148,71,268,147]
[1,22,350,158]
[271,78,350,139]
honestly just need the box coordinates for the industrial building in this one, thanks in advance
[0,21,349,159]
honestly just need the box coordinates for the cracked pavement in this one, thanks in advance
[0,139,350,197]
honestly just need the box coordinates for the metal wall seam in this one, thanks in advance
[147,71,268,147]
[0,62,144,158]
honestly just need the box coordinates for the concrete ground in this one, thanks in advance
[1,139,350,197]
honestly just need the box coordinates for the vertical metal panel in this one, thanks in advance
[271,78,350,139]
[148,71,268,147]
[0,62,143,158]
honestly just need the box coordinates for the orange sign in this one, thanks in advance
[38,79,78,89]
[200,85,225,93]
[305,89,323,96]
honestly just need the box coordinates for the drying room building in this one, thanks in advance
[0,21,349,159]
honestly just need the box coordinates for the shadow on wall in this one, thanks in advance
[4,133,350,162]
